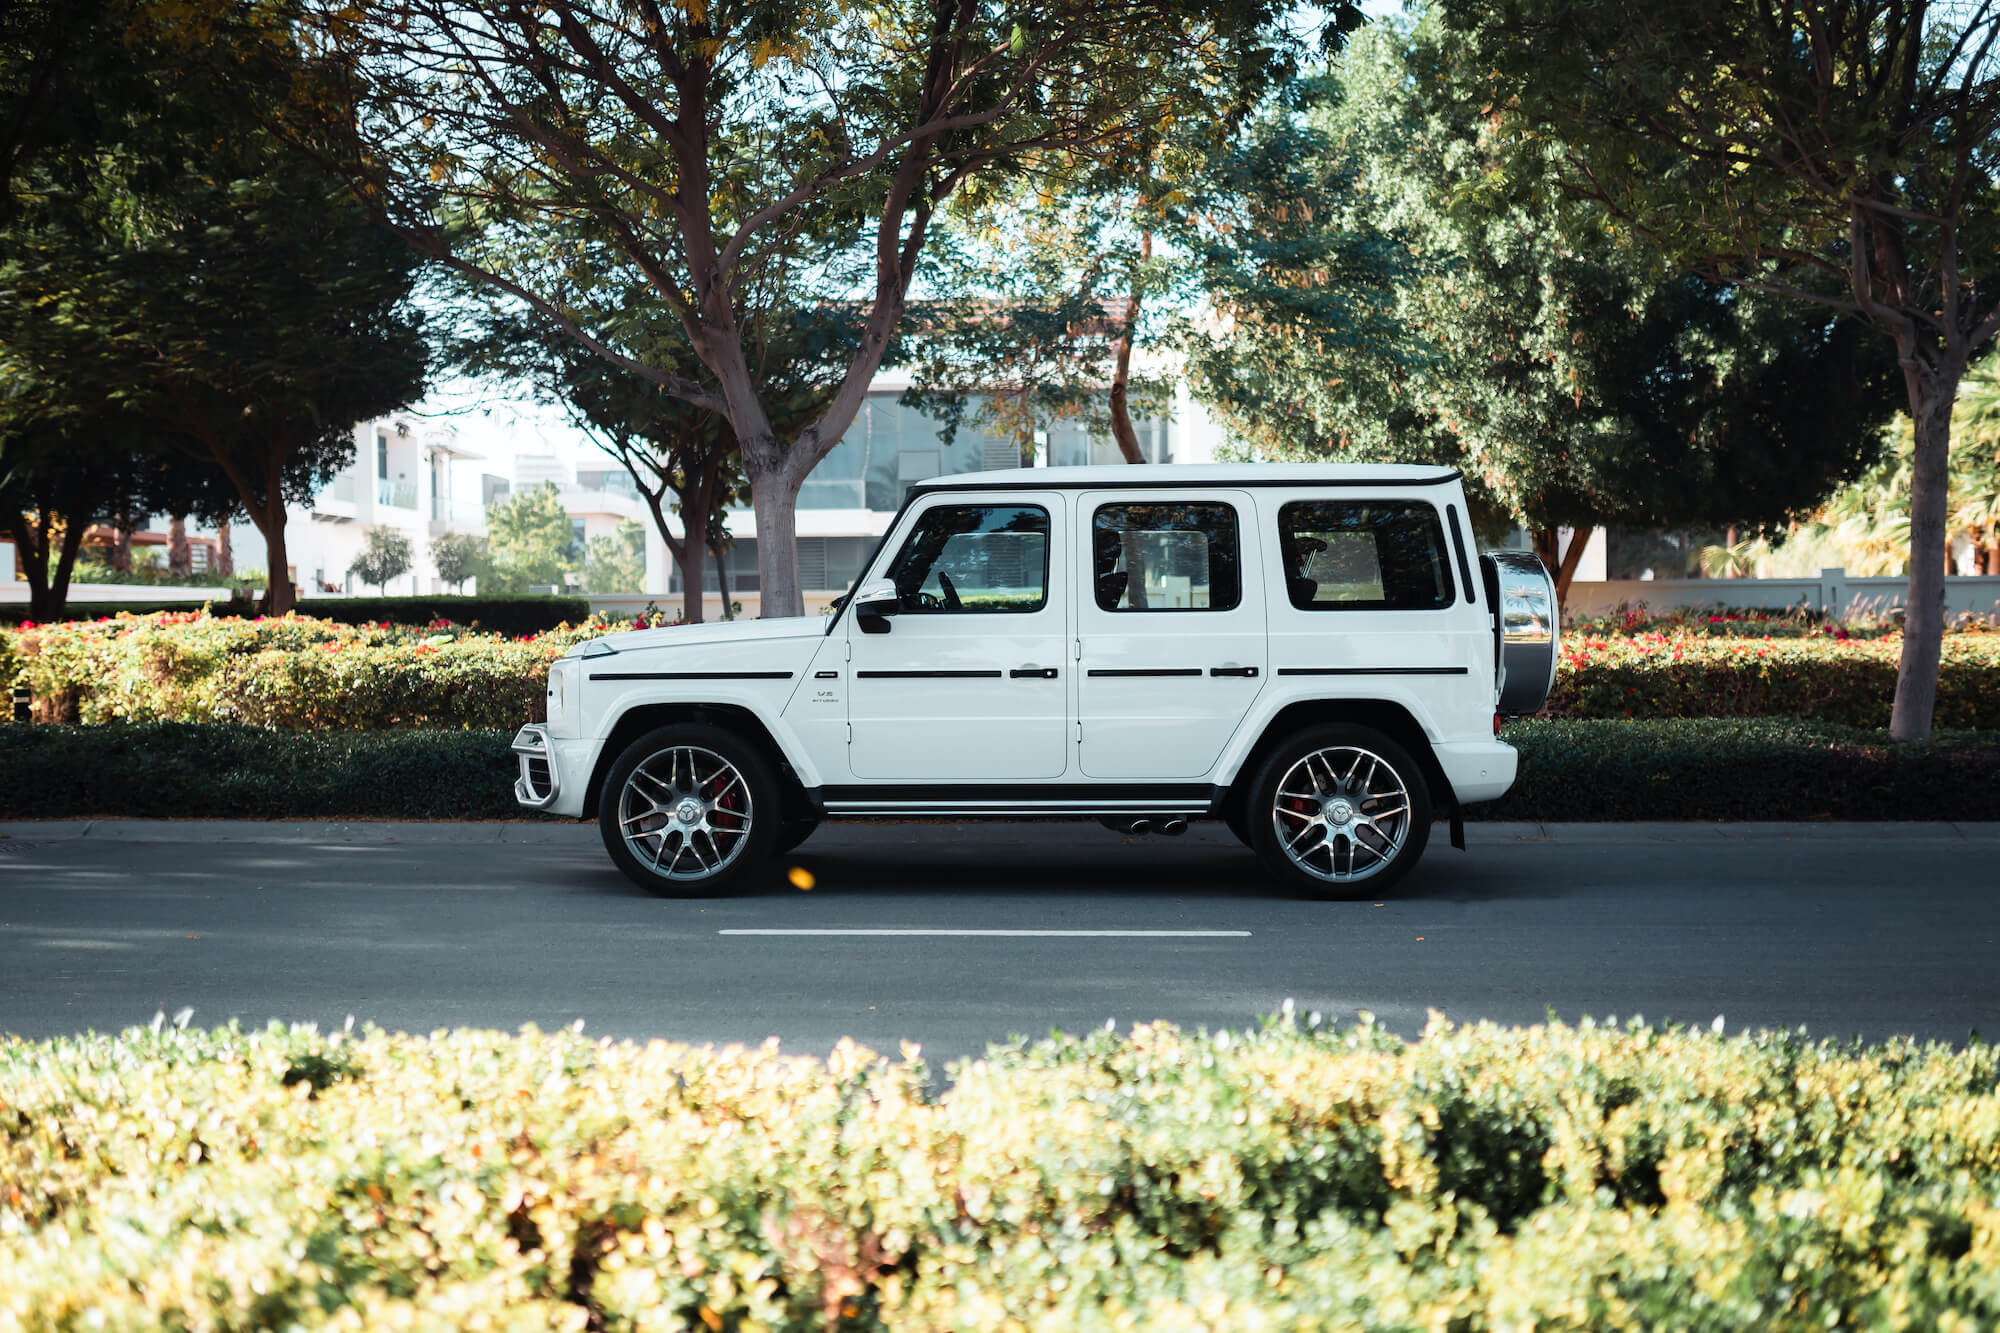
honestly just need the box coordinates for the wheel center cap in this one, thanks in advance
[676,798,703,825]
[1326,798,1355,823]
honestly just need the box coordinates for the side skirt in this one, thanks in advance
[814,783,1226,818]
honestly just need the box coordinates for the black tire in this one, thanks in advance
[1245,723,1433,899]
[1222,808,1254,848]
[773,819,819,856]
[597,722,781,896]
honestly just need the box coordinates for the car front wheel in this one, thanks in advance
[1246,724,1432,898]
[598,723,780,896]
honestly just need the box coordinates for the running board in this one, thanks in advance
[815,783,1223,819]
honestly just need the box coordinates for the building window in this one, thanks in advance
[375,430,389,480]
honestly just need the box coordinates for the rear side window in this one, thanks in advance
[1277,501,1455,611]
[1091,501,1241,611]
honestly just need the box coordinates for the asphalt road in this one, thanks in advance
[2,818,1996,1067]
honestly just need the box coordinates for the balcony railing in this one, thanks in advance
[377,478,418,510]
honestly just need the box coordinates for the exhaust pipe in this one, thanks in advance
[1100,816,1153,835]
[1157,818,1188,836]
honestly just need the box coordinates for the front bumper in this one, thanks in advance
[512,725,561,810]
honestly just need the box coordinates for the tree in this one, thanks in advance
[584,521,647,596]
[1438,0,2000,737]
[349,525,413,593]
[484,483,577,595]
[449,278,853,622]
[1184,20,1902,604]
[305,0,1303,616]
[0,4,430,616]
[429,530,485,593]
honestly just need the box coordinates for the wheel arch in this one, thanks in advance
[1221,699,1457,831]
[584,703,815,821]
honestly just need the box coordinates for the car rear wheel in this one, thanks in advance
[598,723,780,896]
[1246,724,1432,898]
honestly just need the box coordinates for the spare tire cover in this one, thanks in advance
[1482,550,1559,715]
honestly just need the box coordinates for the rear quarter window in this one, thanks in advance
[1277,500,1455,611]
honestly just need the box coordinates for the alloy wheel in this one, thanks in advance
[617,745,755,881]
[1270,744,1413,884]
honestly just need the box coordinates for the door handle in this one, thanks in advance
[1209,666,1259,678]
[1010,666,1059,679]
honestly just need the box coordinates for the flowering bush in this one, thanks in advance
[2,610,616,730]
[3,1015,1998,1330]
[1546,627,2000,727]
[6,607,1999,731]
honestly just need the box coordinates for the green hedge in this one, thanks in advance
[4,719,1997,821]
[1487,718,2000,821]
[0,594,593,633]
[3,1016,1997,1329]
[0,724,524,819]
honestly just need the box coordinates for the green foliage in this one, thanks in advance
[0,724,523,818]
[2,1015,1999,1328]
[2,610,606,730]
[1490,718,2000,821]
[3,716,1996,823]
[1186,19,1901,543]
[348,525,414,593]
[427,530,486,593]
[582,521,646,595]
[0,596,590,632]
[483,483,577,595]
[1548,627,2000,729]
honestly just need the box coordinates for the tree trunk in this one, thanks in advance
[1890,372,1959,741]
[1108,228,1153,465]
[216,518,234,577]
[167,516,191,576]
[253,500,296,615]
[749,469,805,618]
[110,519,132,574]
[1531,526,1591,610]
[711,538,733,620]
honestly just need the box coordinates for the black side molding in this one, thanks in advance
[590,671,794,681]
[1276,666,1470,677]
[1087,667,1203,678]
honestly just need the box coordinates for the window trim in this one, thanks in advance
[1277,499,1457,613]
[1089,499,1244,613]
[882,500,1053,616]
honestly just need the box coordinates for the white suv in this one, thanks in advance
[513,464,1557,898]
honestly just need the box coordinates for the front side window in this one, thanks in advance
[885,504,1048,613]
[1278,501,1454,611]
[1091,501,1241,611]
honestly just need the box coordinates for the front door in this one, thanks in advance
[1074,490,1266,778]
[846,495,1069,781]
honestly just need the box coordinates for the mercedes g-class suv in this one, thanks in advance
[513,464,1557,898]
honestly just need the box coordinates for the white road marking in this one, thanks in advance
[718,928,1251,937]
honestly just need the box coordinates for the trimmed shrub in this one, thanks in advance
[295,594,593,634]
[3,718,1995,822]
[2,1016,1997,1330]
[1546,629,2000,728]
[0,594,592,633]
[2,611,606,729]
[0,724,524,819]
[1488,718,2000,821]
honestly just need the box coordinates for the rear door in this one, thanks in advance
[1073,490,1265,778]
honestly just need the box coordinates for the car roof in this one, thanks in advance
[909,462,1462,491]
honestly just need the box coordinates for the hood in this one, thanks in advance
[574,615,829,657]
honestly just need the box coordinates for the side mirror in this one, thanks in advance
[853,577,900,633]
